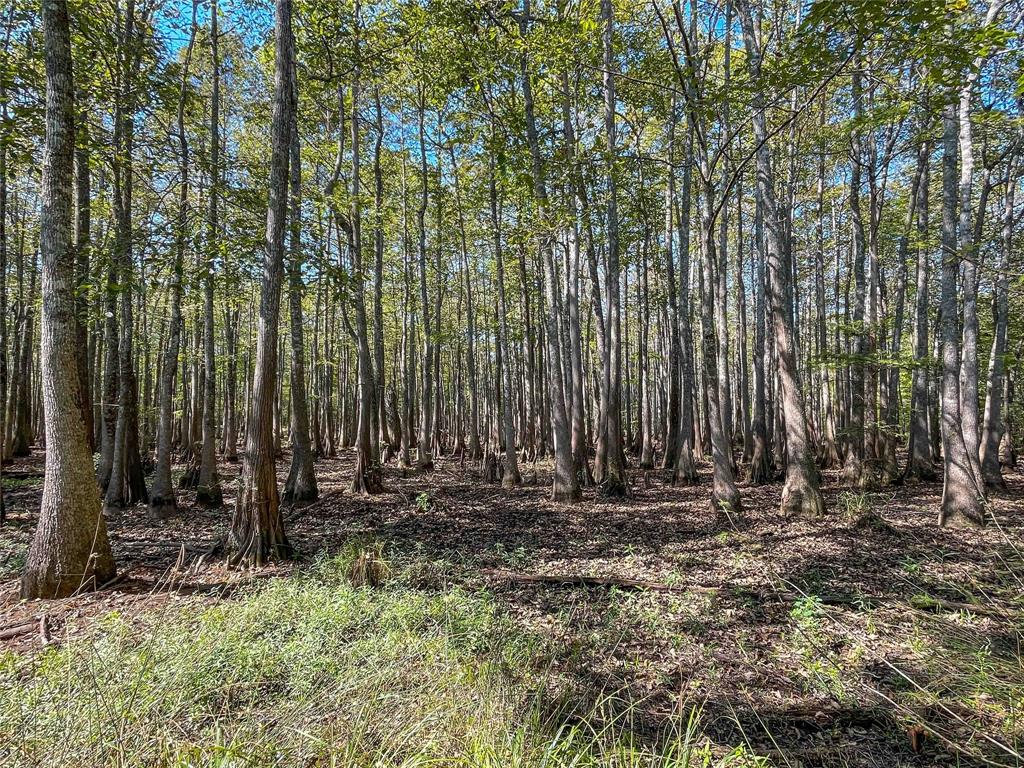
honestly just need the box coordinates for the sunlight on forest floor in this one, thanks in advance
[1,451,1022,767]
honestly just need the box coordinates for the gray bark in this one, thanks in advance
[228,0,295,564]
[937,103,985,527]
[23,0,116,598]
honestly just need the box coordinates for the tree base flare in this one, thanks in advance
[283,475,319,504]
[501,462,522,489]
[938,497,987,528]
[904,457,938,483]
[673,449,699,486]
[148,495,178,521]
[780,476,825,518]
[600,472,629,499]
[552,483,582,503]
[196,485,224,507]
[350,461,384,495]
[227,529,294,568]
[284,459,319,504]
[710,488,742,524]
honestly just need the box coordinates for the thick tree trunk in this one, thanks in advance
[699,191,741,516]
[22,0,116,598]
[957,71,984,486]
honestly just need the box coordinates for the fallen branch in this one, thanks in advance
[907,593,1016,619]
[0,619,40,640]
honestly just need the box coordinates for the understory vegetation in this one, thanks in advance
[2,522,1022,767]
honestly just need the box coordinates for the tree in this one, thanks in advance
[519,0,579,503]
[737,0,824,518]
[149,0,197,519]
[936,102,985,527]
[196,0,223,507]
[228,0,294,565]
[282,77,317,504]
[22,0,115,599]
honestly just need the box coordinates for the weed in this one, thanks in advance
[415,491,434,513]
[494,542,530,570]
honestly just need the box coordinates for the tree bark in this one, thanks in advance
[348,15,383,495]
[22,0,116,598]
[228,0,295,565]
[979,163,1014,489]
[283,85,317,504]
[738,0,823,516]
[520,0,579,502]
[937,103,985,527]
[150,0,197,518]
[906,138,936,481]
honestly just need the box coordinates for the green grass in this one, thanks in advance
[1,475,43,490]
[0,550,754,768]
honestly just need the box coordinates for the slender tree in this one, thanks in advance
[228,0,294,564]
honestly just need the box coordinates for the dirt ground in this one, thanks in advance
[1,448,1022,768]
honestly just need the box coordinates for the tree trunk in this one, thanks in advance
[673,115,699,485]
[937,103,985,527]
[283,89,317,504]
[197,0,222,506]
[843,67,869,488]
[979,164,1014,489]
[489,120,521,488]
[599,0,626,496]
[906,138,936,481]
[22,0,116,598]
[348,18,382,495]
[150,0,197,518]
[105,0,147,510]
[520,0,579,502]
[738,0,822,516]
[228,0,295,565]
[415,88,433,471]
[372,89,391,458]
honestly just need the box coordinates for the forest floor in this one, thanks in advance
[0,449,1022,767]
